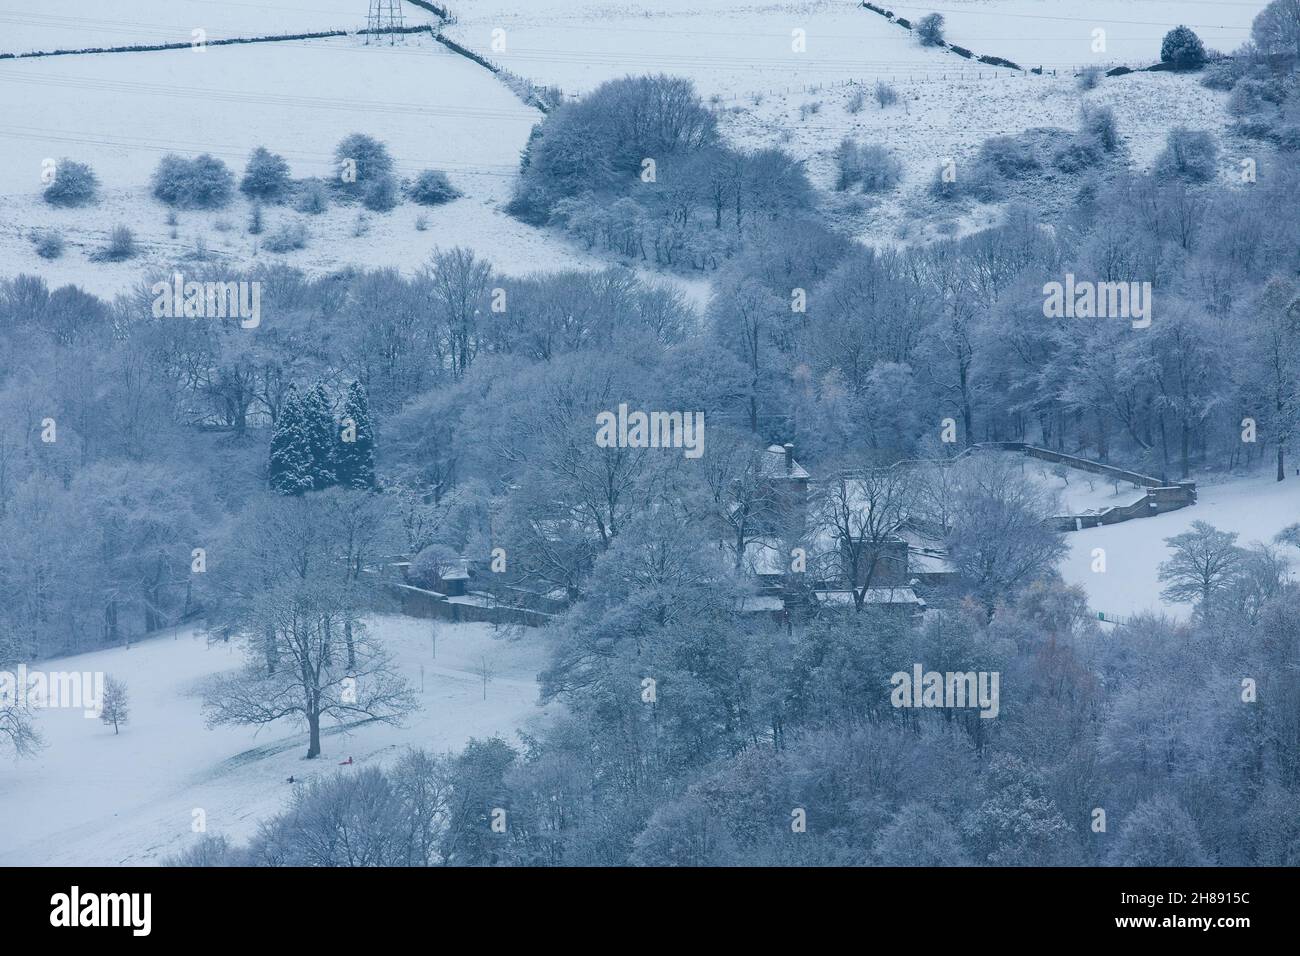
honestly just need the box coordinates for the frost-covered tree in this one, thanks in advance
[1158,521,1245,608]
[333,133,394,186]
[945,455,1068,614]
[1109,793,1208,865]
[202,494,413,758]
[239,147,292,201]
[99,676,129,734]
[1160,25,1207,69]
[916,13,946,47]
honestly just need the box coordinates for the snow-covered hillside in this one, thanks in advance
[0,618,552,866]
[884,0,1262,71]
[0,0,442,55]
[1060,471,1300,621]
[0,31,710,302]
[446,0,992,100]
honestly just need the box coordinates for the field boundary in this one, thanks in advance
[0,25,434,61]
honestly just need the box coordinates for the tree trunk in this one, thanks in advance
[345,618,357,671]
[307,709,321,759]
[1278,444,1285,483]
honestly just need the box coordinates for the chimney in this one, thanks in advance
[783,442,795,474]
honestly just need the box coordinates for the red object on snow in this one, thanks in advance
[339,756,353,765]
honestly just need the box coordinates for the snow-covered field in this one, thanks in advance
[0,32,711,302]
[884,0,1261,71]
[0,0,441,55]
[0,617,553,866]
[447,0,993,101]
[1059,470,1300,621]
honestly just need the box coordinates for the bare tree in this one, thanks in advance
[945,454,1067,614]
[811,463,913,611]
[203,494,415,758]
[99,675,129,734]
[476,653,496,701]
[1158,521,1245,609]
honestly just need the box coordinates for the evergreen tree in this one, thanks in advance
[335,380,377,490]
[300,383,339,491]
[268,387,313,495]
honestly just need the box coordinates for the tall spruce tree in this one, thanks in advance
[335,381,377,490]
[301,383,339,491]
[268,387,313,495]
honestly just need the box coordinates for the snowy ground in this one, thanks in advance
[719,56,1238,244]
[1059,470,1300,621]
[447,0,994,101]
[0,32,711,304]
[883,0,1262,72]
[0,0,441,55]
[0,616,554,866]
[1014,456,1148,516]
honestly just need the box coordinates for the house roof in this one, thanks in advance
[814,587,926,606]
[762,444,810,479]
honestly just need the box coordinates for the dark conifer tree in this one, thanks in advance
[335,380,377,490]
[301,382,339,491]
[268,387,313,495]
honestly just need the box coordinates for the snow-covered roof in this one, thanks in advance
[815,588,925,606]
[762,444,810,479]
[737,595,785,612]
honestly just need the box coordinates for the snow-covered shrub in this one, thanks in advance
[874,81,899,108]
[928,158,1000,203]
[799,100,823,120]
[263,221,308,253]
[239,146,292,201]
[846,86,866,114]
[1200,56,1247,91]
[362,173,399,212]
[93,225,137,261]
[408,169,461,206]
[1229,76,1289,116]
[916,13,945,47]
[1052,135,1102,173]
[977,135,1040,176]
[1233,116,1279,141]
[248,203,264,235]
[1155,127,1219,182]
[1080,103,1120,152]
[1077,67,1101,91]
[333,133,395,186]
[42,159,98,207]
[151,154,236,209]
[294,180,330,215]
[30,229,65,260]
[1276,124,1300,150]
[836,140,904,193]
[1160,25,1207,70]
